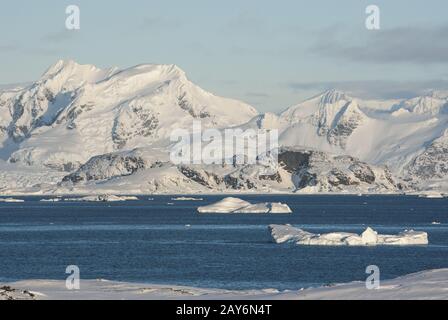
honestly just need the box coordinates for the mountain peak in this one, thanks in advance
[37,60,118,90]
[318,89,351,105]
[426,90,448,99]
[42,59,97,77]
[116,63,187,81]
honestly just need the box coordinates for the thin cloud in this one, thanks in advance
[287,79,448,100]
[311,24,448,65]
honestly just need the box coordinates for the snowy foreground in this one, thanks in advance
[1,269,448,300]
[269,225,428,246]
[197,197,292,214]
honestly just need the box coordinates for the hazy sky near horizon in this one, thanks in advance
[1,0,448,112]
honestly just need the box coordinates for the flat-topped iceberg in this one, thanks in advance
[419,192,445,198]
[269,224,428,246]
[197,197,292,214]
[171,197,204,201]
[65,195,139,202]
[40,198,61,202]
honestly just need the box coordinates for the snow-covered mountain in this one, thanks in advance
[240,89,448,191]
[0,60,447,195]
[1,60,257,170]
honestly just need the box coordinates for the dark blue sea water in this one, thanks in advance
[0,195,447,290]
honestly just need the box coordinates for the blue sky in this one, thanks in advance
[1,0,448,112]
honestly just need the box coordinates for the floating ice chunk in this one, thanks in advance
[40,198,61,202]
[198,197,252,213]
[361,227,378,245]
[269,225,428,246]
[65,195,139,202]
[234,203,270,213]
[419,192,444,198]
[197,197,292,214]
[377,230,429,245]
[270,203,293,213]
[172,197,204,201]
[0,198,24,203]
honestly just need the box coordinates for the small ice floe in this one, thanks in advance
[197,197,292,214]
[40,198,61,202]
[65,195,139,202]
[172,197,204,201]
[269,225,428,246]
[419,192,444,199]
[0,198,24,203]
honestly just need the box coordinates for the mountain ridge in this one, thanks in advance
[0,60,447,194]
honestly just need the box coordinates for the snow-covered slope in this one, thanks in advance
[1,60,257,170]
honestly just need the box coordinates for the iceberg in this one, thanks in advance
[197,197,292,214]
[269,224,428,246]
[0,198,24,203]
[171,197,204,201]
[419,192,445,198]
[270,202,293,213]
[40,198,61,202]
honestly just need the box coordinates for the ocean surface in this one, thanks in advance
[0,195,447,290]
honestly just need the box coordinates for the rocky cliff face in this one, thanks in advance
[279,148,403,193]
[61,149,149,183]
[406,129,448,180]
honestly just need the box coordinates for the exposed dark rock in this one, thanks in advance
[349,162,376,184]
[62,151,146,183]
[278,149,312,173]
